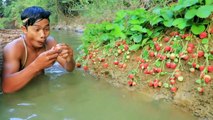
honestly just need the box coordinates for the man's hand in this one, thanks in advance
[33,47,60,71]
[56,43,74,62]
[55,43,75,71]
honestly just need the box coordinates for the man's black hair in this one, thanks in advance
[21,6,51,27]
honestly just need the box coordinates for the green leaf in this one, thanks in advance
[163,19,174,27]
[209,55,213,60]
[185,8,197,19]
[205,0,213,5]
[196,5,212,18]
[191,24,205,35]
[129,44,141,51]
[130,25,143,32]
[155,61,161,67]
[172,18,187,29]
[161,9,173,20]
[131,34,142,43]
[129,19,141,25]
[150,16,163,26]
[142,50,149,60]
[141,38,149,47]
[195,79,202,84]
[202,38,209,44]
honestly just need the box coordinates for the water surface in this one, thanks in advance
[0,30,196,120]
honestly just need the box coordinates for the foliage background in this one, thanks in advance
[0,0,176,29]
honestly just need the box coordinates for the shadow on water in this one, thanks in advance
[0,30,197,120]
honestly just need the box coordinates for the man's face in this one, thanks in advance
[25,19,50,48]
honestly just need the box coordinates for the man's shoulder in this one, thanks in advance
[4,38,23,55]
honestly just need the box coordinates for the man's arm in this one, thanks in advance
[2,44,59,93]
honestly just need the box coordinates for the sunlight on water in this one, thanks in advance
[0,31,197,120]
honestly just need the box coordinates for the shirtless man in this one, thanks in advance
[2,6,75,93]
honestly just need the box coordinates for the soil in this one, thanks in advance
[1,29,213,120]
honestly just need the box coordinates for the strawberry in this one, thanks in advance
[103,63,109,68]
[182,54,189,61]
[117,49,122,54]
[208,66,213,72]
[170,79,176,85]
[83,66,89,71]
[153,37,158,41]
[132,81,137,86]
[170,53,176,60]
[197,87,204,94]
[187,43,195,49]
[149,81,154,87]
[113,60,119,65]
[199,65,205,71]
[171,87,177,93]
[190,68,195,73]
[128,80,133,86]
[170,31,179,36]
[197,51,204,58]
[124,44,129,51]
[209,28,213,34]
[128,74,134,79]
[166,62,171,68]
[149,51,155,57]
[163,37,170,42]
[187,47,193,53]
[76,62,82,68]
[170,62,177,69]
[192,63,197,68]
[155,44,161,51]
[177,76,184,82]
[204,75,211,84]
[164,46,171,52]
[199,32,207,39]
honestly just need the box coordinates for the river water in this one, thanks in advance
[0,30,196,120]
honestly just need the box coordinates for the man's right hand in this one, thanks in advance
[32,47,60,71]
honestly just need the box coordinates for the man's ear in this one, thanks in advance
[21,26,27,34]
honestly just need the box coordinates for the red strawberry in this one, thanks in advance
[199,32,207,39]
[197,51,204,58]
[163,37,170,42]
[128,74,134,79]
[199,65,205,71]
[124,45,129,51]
[103,63,109,68]
[113,60,119,65]
[187,47,193,53]
[209,28,213,34]
[166,62,171,68]
[164,46,171,52]
[187,43,195,49]
[83,66,89,71]
[155,45,161,51]
[208,66,213,72]
[204,75,211,84]
[192,63,197,68]
[170,63,177,69]
[182,54,189,61]
[170,31,179,36]
[171,87,177,93]
[149,51,155,57]
[149,81,154,87]
[128,80,133,86]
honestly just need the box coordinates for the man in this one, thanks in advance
[1,6,75,93]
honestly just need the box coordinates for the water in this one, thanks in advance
[0,30,196,120]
